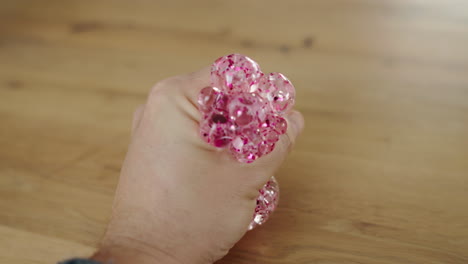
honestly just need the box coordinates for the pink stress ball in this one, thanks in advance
[198,54,295,229]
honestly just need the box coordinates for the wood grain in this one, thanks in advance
[1,0,468,263]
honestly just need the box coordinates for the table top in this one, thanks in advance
[1,1,468,263]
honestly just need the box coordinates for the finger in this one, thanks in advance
[131,104,145,135]
[149,66,210,98]
[180,66,211,106]
[283,110,305,147]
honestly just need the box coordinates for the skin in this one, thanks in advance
[90,67,304,264]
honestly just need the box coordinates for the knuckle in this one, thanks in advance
[148,76,180,102]
[150,76,179,94]
[133,104,144,117]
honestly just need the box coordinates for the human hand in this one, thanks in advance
[91,67,304,264]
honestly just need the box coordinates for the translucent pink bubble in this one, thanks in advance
[248,176,279,230]
[199,112,234,148]
[230,127,263,163]
[198,87,217,112]
[211,54,262,94]
[258,141,276,156]
[228,93,265,127]
[259,72,295,115]
[230,137,258,163]
[271,116,288,135]
[259,115,287,135]
[212,92,229,112]
[261,129,280,143]
[228,98,254,127]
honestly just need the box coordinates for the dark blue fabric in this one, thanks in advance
[58,259,102,264]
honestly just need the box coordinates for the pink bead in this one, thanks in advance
[248,176,279,230]
[211,54,262,94]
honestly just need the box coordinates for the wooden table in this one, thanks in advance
[1,1,468,263]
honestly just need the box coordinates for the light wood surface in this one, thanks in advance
[1,0,468,263]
